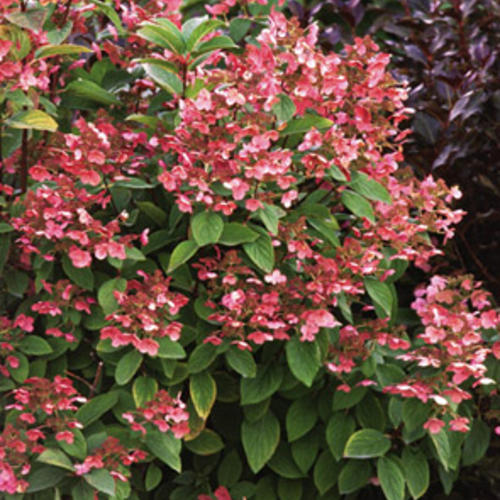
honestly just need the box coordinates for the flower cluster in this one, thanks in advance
[123,390,190,437]
[5,376,86,444]
[74,437,147,482]
[384,275,500,432]
[100,270,189,356]
[0,314,34,377]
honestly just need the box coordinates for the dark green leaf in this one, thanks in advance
[84,469,115,497]
[191,211,224,246]
[217,449,243,487]
[350,172,391,204]
[115,350,143,385]
[243,230,274,273]
[219,222,259,246]
[242,411,280,473]
[193,35,238,55]
[291,430,319,474]
[430,430,451,471]
[187,343,218,373]
[225,347,256,378]
[168,240,199,272]
[145,463,163,491]
[26,466,66,493]
[402,448,430,499]
[190,371,217,419]
[273,94,296,123]
[66,79,120,106]
[18,336,52,356]
[286,397,317,442]
[341,189,375,222]
[97,277,127,315]
[285,337,321,387]
[229,17,252,42]
[462,419,490,466]
[62,255,94,290]
[241,364,283,405]
[75,392,119,427]
[185,429,224,455]
[132,376,158,408]
[344,429,391,459]
[137,23,185,53]
[281,114,333,136]
[268,442,304,479]
[146,430,182,472]
[313,450,341,495]
[143,63,183,95]
[37,449,74,471]
[364,277,393,317]
[377,457,405,500]
[326,412,356,461]
[157,337,186,359]
[338,460,372,494]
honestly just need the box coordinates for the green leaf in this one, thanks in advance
[285,337,321,387]
[355,392,386,431]
[350,172,391,204]
[193,35,238,55]
[168,240,199,272]
[338,460,372,494]
[185,429,224,455]
[157,337,186,359]
[430,430,451,471]
[217,449,243,488]
[9,352,29,382]
[242,411,280,473]
[184,18,224,52]
[326,413,356,461]
[364,277,393,317]
[190,371,217,419]
[132,376,158,408]
[114,178,154,189]
[225,347,256,378]
[18,336,52,356]
[37,449,74,471]
[341,189,375,223]
[75,392,119,427]
[146,430,182,472]
[241,364,283,405]
[26,466,66,493]
[137,22,185,53]
[291,431,319,474]
[58,428,87,461]
[115,350,143,385]
[313,450,341,495]
[229,17,252,42]
[344,429,391,459]
[62,255,94,290]
[278,478,302,500]
[243,231,274,273]
[7,109,58,132]
[136,201,167,225]
[219,222,259,246]
[402,448,430,499]
[286,397,317,442]
[97,277,127,315]
[84,469,115,497]
[257,203,283,235]
[402,399,430,432]
[281,114,333,136]
[5,269,29,297]
[47,20,73,45]
[66,79,120,106]
[268,442,304,479]
[143,63,183,95]
[145,463,163,492]
[377,457,405,500]
[273,94,296,123]
[462,419,490,466]
[35,43,92,59]
[0,222,14,233]
[187,343,218,373]
[191,211,224,246]
[5,8,47,31]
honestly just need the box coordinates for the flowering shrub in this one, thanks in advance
[0,1,499,499]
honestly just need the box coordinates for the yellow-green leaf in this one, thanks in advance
[7,110,58,132]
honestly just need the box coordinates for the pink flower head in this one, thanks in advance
[423,418,445,434]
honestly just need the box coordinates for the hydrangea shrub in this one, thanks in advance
[0,1,499,499]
